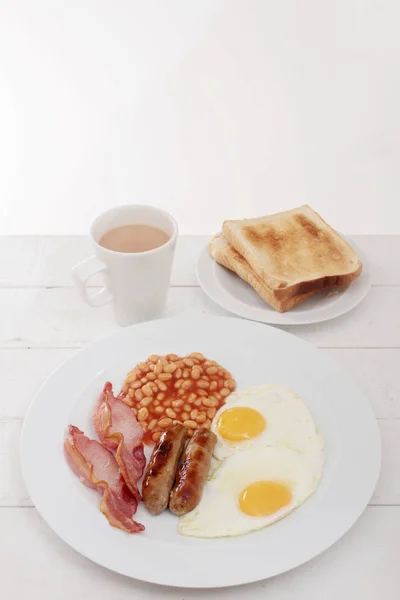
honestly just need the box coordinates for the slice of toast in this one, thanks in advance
[222,205,362,302]
[209,234,318,312]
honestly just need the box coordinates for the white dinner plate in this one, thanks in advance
[20,317,380,588]
[196,237,371,325]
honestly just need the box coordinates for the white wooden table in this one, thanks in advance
[1,235,399,599]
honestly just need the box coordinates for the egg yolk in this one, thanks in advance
[239,481,292,516]
[217,407,266,441]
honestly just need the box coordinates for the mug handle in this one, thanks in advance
[72,256,113,307]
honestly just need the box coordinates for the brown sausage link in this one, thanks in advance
[169,428,217,516]
[142,423,187,515]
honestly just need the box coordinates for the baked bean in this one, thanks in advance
[165,407,176,419]
[191,366,201,379]
[183,420,197,430]
[146,372,157,381]
[202,397,216,408]
[214,392,222,400]
[187,393,197,403]
[206,366,218,375]
[131,380,142,390]
[140,397,153,407]
[148,354,160,364]
[163,362,177,373]
[182,368,190,379]
[166,353,180,361]
[196,413,207,424]
[156,392,165,401]
[204,418,211,428]
[183,403,191,412]
[190,408,199,419]
[190,352,205,360]
[126,370,138,383]
[178,388,186,397]
[154,362,163,375]
[172,399,184,409]
[181,412,189,421]
[138,407,149,421]
[152,431,162,443]
[141,422,148,432]
[138,362,150,373]
[153,400,160,407]
[209,381,218,391]
[207,407,216,419]
[197,379,210,389]
[163,399,172,407]
[140,377,148,384]
[187,429,194,438]
[226,378,235,390]
[197,389,208,397]
[158,417,173,429]
[181,380,192,390]
[128,388,135,398]
[156,380,168,392]
[158,372,172,381]
[175,368,182,379]
[148,419,157,431]
[220,388,231,397]
[204,360,213,367]
[194,398,202,407]
[183,358,194,367]
[131,407,138,415]
[174,379,183,389]
[154,406,164,415]
[135,389,144,401]
[142,385,153,397]
[124,396,134,407]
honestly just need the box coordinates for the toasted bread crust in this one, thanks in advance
[209,234,318,312]
[222,205,362,302]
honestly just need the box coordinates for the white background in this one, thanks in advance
[1,0,399,235]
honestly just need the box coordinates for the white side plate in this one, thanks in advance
[196,238,371,325]
[21,317,380,588]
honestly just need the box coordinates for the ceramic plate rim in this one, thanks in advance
[196,237,371,325]
[20,316,381,588]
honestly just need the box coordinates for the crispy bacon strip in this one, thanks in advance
[64,425,144,533]
[93,382,146,500]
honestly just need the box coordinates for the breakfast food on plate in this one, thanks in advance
[64,350,324,539]
[93,382,146,499]
[210,384,323,460]
[169,428,217,516]
[209,234,316,311]
[64,425,144,533]
[210,205,362,312]
[142,423,188,515]
[118,353,236,445]
[178,444,324,538]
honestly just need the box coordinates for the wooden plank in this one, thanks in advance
[0,506,397,599]
[0,349,75,418]
[3,418,396,507]
[0,235,398,287]
[0,235,208,288]
[0,286,398,349]
[0,349,398,420]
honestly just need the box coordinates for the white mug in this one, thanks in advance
[72,205,178,326]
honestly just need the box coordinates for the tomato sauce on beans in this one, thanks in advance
[119,353,236,445]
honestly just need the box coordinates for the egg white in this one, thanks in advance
[179,443,324,538]
[211,384,323,460]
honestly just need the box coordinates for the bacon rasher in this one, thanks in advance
[64,425,144,533]
[93,382,146,500]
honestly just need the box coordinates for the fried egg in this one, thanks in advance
[211,384,322,460]
[179,443,324,538]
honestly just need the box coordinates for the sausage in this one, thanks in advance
[169,428,217,516]
[142,423,187,515]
